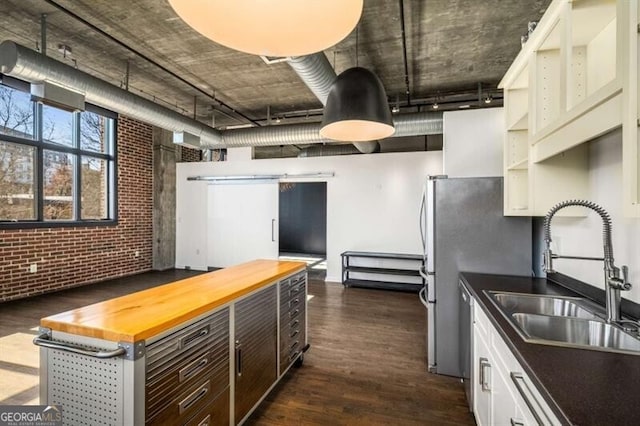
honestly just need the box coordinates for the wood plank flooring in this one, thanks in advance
[247,277,473,425]
[0,269,473,425]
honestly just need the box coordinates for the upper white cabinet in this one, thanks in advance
[500,0,640,217]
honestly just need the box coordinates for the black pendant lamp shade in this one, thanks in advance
[320,67,395,142]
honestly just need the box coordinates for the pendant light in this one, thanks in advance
[319,67,395,142]
[167,0,364,57]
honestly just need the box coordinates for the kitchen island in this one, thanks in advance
[461,272,640,425]
[35,259,308,426]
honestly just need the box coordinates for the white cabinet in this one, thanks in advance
[500,0,640,217]
[472,328,492,426]
[472,302,560,426]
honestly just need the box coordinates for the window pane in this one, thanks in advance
[0,85,34,139]
[81,111,113,153]
[0,141,35,220]
[42,105,74,147]
[81,156,108,219]
[44,151,74,220]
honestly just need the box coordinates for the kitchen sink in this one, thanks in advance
[512,313,640,354]
[484,291,640,355]
[487,292,602,320]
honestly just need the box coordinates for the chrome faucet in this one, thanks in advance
[542,200,631,323]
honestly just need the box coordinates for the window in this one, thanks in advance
[0,78,117,227]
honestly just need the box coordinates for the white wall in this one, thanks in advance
[543,128,640,304]
[176,151,443,282]
[443,108,504,177]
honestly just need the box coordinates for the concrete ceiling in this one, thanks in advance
[0,0,551,130]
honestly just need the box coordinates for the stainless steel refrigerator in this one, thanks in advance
[418,176,532,377]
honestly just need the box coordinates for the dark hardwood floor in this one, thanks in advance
[0,269,473,425]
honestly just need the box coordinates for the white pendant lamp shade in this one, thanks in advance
[320,67,395,142]
[168,0,364,57]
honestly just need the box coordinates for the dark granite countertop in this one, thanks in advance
[460,272,640,426]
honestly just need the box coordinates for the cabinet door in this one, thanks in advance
[234,285,278,423]
[473,327,492,426]
[491,366,519,425]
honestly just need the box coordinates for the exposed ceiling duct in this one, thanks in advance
[0,40,443,151]
[0,40,223,146]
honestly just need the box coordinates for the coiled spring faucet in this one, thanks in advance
[543,200,631,323]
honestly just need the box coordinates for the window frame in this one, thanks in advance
[0,76,118,229]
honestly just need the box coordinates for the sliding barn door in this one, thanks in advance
[207,182,279,268]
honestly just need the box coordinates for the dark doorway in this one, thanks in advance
[279,182,327,255]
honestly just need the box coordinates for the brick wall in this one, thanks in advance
[0,116,154,302]
[180,146,201,162]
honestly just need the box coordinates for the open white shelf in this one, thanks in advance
[499,0,639,217]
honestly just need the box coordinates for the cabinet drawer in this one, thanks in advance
[146,344,229,419]
[147,377,217,426]
[184,387,230,426]
[147,308,228,372]
[146,308,229,421]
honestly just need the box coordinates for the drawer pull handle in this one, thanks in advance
[179,357,209,382]
[290,340,299,351]
[197,414,211,426]
[289,287,300,296]
[236,340,243,377]
[479,357,490,391]
[179,381,209,414]
[290,319,300,329]
[290,329,300,338]
[289,298,300,307]
[289,309,300,319]
[289,351,300,362]
[510,419,524,426]
[179,326,210,350]
[510,372,549,426]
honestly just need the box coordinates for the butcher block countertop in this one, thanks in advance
[41,259,306,343]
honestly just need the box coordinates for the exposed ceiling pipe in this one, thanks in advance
[43,0,258,126]
[0,40,224,145]
[398,0,411,106]
[287,53,379,154]
[0,41,443,150]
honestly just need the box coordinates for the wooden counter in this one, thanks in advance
[41,259,306,343]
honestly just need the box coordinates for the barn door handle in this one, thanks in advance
[271,219,276,242]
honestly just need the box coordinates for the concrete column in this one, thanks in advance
[152,127,176,270]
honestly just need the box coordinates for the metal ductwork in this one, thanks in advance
[287,55,335,105]
[0,41,443,151]
[219,111,442,148]
[288,53,380,154]
[0,40,223,146]
[298,144,361,158]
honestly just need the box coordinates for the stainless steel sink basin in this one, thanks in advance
[512,313,640,354]
[487,292,602,320]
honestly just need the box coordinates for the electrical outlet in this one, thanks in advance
[29,263,37,273]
